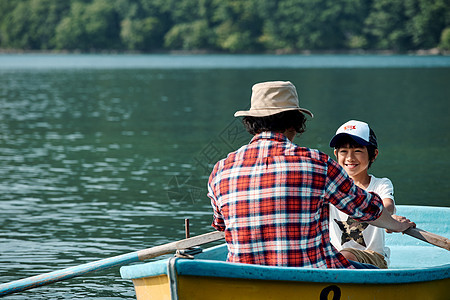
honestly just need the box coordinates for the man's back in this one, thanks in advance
[208,131,381,268]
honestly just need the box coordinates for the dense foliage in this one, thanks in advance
[0,0,449,53]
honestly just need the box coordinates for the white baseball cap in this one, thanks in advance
[329,120,378,148]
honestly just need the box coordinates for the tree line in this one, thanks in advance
[1,0,449,53]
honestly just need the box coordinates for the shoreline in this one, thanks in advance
[0,48,448,56]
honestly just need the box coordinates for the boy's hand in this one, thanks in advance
[386,215,416,233]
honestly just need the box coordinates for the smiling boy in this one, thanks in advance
[329,120,395,268]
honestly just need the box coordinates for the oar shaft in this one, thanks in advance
[0,231,225,296]
[404,227,450,251]
[0,252,139,296]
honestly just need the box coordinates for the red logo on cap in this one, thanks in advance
[344,125,356,130]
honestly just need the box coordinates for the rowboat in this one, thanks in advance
[120,205,450,300]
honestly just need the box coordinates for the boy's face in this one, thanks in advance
[334,144,372,178]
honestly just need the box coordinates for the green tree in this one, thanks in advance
[404,0,450,49]
[55,2,88,50]
[163,0,217,51]
[0,0,69,49]
[340,0,373,49]
[1,1,32,49]
[164,20,214,50]
[260,0,372,52]
[364,0,411,50]
[212,0,262,52]
[0,1,19,47]
[1,0,448,52]
[55,0,121,51]
[439,27,450,50]
[121,17,163,50]
[116,0,169,51]
[84,0,122,49]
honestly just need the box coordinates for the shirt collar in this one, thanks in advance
[250,131,291,144]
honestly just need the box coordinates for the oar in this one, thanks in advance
[0,231,225,297]
[404,227,450,251]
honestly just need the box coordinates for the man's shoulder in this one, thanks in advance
[291,146,331,163]
[210,147,242,172]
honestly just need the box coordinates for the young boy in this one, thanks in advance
[329,120,395,268]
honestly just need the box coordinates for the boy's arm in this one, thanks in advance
[382,198,396,233]
[367,208,415,232]
[382,198,395,215]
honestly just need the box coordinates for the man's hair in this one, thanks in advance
[242,110,307,136]
[334,135,378,168]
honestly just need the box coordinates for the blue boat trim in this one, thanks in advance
[120,252,450,284]
[173,259,450,284]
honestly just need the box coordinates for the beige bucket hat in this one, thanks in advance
[234,81,313,118]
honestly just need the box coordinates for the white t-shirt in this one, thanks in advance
[329,175,395,264]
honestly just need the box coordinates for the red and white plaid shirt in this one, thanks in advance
[208,132,383,269]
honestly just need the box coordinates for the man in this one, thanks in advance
[207,81,414,269]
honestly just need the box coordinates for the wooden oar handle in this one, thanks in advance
[137,231,225,260]
[404,227,450,251]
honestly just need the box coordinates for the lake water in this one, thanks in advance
[0,54,449,299]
